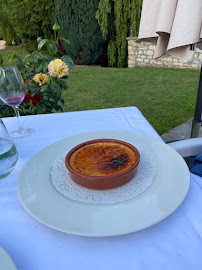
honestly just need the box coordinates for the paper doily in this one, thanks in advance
[50,146,156,204]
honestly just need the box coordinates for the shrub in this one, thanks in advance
[50,0,105,65]
[0,27,74,118]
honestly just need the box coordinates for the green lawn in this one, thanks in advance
[65,66,199,135]
[1,45,30,65]
[1,45,200,135]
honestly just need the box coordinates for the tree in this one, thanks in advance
[0,0,53,45]
[96,0,143,67]
[50,0,106,65]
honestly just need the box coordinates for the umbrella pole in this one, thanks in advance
[191,64,202,138]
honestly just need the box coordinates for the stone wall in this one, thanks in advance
[127,37,202,69]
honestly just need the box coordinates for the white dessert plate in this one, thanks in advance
[0,247,17,270]
[17,131,190,237]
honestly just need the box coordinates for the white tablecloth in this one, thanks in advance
[0,106,202,270]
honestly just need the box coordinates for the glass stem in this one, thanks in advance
[13,106,23,132]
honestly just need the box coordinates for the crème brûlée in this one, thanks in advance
[69,142,137,176]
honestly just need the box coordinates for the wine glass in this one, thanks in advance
[0,66,35,139]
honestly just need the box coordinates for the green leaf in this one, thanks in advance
[24,54,32,58]
[38,39,49,50]
[36,62,43,73]
[62,55,74,68]
[33,52,40,61]
[17,56,24,67]
[28,84,38,94]
[60,76,69,80]
[53,105,63,112]
[59,79,68,87]
[50,83,62,98]
[47,42,58,56]
[7,53,16,62]
[27,83,35,90]
[40,84,48,92]
[37,53,46,60]
[43,100,52,106]
[23,104,31,110]
[43,62,49,73]
[36,103,47,113]
[59,37,70,45]
[59,79,68,90]
[42,53,52,60]
[55,105,60,111]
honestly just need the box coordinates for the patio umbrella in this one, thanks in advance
[138,0,202,138]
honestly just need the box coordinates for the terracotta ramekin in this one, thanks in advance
[65,139,140,190]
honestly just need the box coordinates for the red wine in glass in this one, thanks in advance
[4,96,24,107]
[0,66,35,138]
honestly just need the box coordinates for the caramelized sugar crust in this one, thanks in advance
[70,142,137,176]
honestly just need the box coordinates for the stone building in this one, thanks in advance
[127,37,202,69]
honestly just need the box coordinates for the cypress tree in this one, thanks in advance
[50,0,106,65]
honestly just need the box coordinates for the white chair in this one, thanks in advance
[168,138,202,158]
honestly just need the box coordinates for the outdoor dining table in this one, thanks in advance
[0,106,202,270]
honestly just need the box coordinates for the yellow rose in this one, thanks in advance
[48,59,69,78]
[33,73,48,86]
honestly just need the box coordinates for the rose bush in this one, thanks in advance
[0,24,74,117]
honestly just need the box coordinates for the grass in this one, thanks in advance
[1,45,30,66]
[1,45,200,135]
[65,66,199,135]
